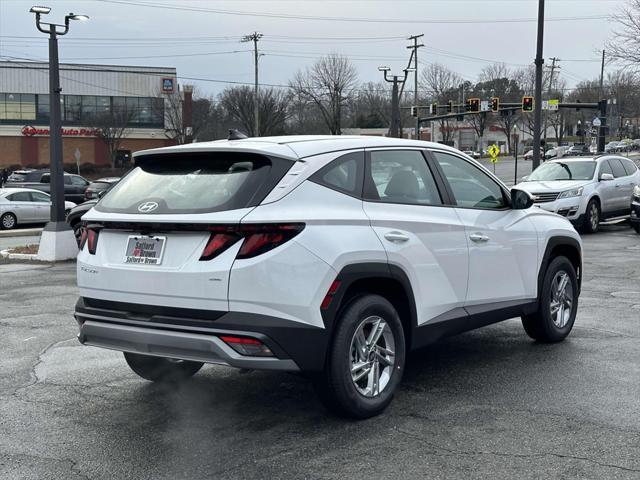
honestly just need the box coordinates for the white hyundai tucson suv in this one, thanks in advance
[75,135,582,418]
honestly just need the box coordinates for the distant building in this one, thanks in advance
[0,61,178,168]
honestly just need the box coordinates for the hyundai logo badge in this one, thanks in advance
[138,201,159,213]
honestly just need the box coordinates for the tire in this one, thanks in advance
[123,352,203,382]
[582,198,600,234]
[1,212,17,230]
[314,294,406,419]
[522,256,578,343]
[632,222,640,234]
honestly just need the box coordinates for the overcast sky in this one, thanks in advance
[0,0,628,97]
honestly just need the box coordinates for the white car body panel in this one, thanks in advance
[454,208,539,304]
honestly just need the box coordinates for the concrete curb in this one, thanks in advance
[0,248,39,261]
[0,228,43,238]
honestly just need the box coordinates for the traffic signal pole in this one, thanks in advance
[532,0,545,170]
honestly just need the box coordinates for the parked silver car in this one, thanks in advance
[515,155,640,233]
[0,188,76,230]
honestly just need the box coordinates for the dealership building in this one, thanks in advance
[0,61,179,168]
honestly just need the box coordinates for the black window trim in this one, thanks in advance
[363,148,447,207]
[426,148,513,211]
[620,158,638,176]
[308,150,365,199]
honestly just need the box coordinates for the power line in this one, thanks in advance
[95,0,609,24]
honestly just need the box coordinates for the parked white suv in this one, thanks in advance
[75,135,582,418]
[515,155,640,233]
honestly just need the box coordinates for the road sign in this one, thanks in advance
[488,144,500,163]
[541,100,549,111]
[592,117,602,127]
[548,99,559,111]
[480,100,490,112]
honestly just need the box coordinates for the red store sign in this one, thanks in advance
[21,125,99,137]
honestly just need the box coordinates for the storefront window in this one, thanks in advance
[64,95,82,123]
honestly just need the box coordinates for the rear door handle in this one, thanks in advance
[469,233,489,243]
[384,231,410,243]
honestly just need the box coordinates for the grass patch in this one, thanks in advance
[8,244,39,255]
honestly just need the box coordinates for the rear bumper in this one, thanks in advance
[74,297,329,372]
[631,200,640,226]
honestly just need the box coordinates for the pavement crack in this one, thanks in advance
[12,336,76,396]
[395,428,640,473]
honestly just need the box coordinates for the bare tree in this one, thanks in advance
[161,88,217,143]
[219,86,290,136]
[347,81,390,128]
[607,0,640,69]
[420,63,462,144]
[89,105,137,170]
[290,54,358,135]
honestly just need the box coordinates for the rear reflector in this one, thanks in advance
[320,279,341,310]
[220,335,273,357]
[199,223,304,261]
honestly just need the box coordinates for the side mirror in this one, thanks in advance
[511,188,534,210]
[521,175,529,182]
[97,190,107,199]
[599,173,614,182]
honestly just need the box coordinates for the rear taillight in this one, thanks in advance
[199,223,304,261]
[85,228,99,254]
[220,335,273,356]
[200,232,241,261]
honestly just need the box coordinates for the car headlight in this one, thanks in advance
[633,185,640,199]
[557,186,584,199]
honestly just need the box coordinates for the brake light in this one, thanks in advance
[220,335,273,356]
[199,223,304,261]
[237,223,304,259]
[200,232,241,261]
[87,229,99,254]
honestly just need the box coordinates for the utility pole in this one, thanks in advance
[532,0,545,170]
[407,34,424,139]
[242,32,262,136]
[379,67,411,138]
[599,49,605,97]
[543,56,559,149]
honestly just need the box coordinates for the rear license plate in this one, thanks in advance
[124,235,166,265]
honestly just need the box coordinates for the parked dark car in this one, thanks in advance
[7,169,36,182]
[566,144,590,156]
[631,185,640,234]
[4,169,90,203]
[84,177,120,201]
[67,180,119,244]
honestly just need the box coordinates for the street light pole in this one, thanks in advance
[30,6,88,261]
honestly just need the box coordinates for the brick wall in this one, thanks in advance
[0,137,22,168]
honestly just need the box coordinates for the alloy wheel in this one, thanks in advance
[589,203,599,231]
[2,214,15,229]
[349,315,396,398]
[550,270,573,328]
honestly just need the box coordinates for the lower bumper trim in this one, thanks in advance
[79,320,299,371]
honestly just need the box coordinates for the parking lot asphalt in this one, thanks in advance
[1,224,639,479]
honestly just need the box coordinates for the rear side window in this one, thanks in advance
[621,158,638,176]
[310,151,364,197]
[7,192,31,202]
[31,191,50,202]
[365,150,442,205]
[97,152,293,214]
[609,158,627,178]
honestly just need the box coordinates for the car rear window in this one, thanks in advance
[96,151,293,214]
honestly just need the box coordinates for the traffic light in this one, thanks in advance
[447,100,453,113]
[410,106,418,117]
[491,97,499,112]
[430,103,438,115]
[467,98,480,112]
[522,96,534,112]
